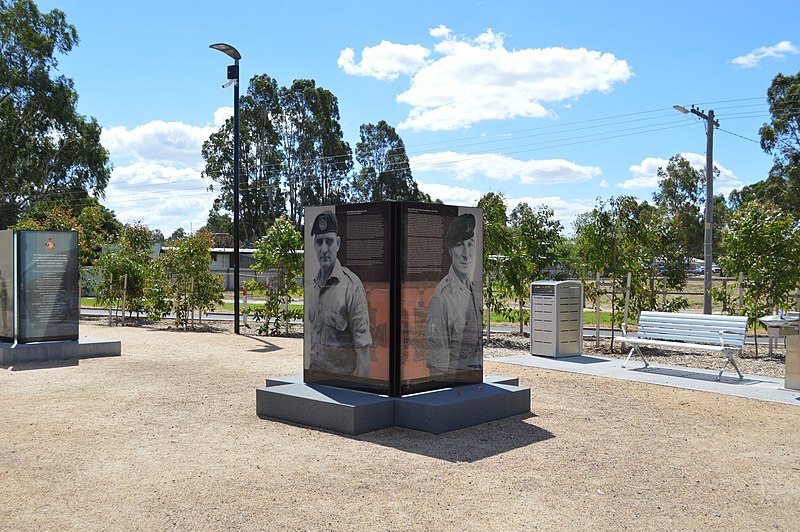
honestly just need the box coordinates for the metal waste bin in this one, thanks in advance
[530,280,583,357]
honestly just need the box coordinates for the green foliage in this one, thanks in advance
[574,195,688,330]
[248,217,303,335]
[90,222,155,316]
[12,204,120,267]
[720,201,800,323]
[203,76,354,237]
[500,202,563,332]
[353,120,432,203]
[0,0,111,229]
[160,230,223,328]
[477,193,513,324]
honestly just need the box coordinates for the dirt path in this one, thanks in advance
[1,320,798,530]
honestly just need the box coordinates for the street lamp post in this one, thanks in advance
[674,105,719,315]
[210,43,242,334]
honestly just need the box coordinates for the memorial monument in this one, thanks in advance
[0,230,120,364]
[256,202,530,434]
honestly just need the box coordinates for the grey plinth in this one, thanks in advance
[0,339,121,365]
[394,382,531,435]
[256,383,396,435]
[256,375,530,435]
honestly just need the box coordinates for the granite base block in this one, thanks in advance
[0,339,121,365]
[256,383,395,435]
[257,374,530,435]
[394,383,531,435]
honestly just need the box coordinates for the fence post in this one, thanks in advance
[595,271,601,348]
[121,274,127,326]
[738,272,744,312]
[108,273,113,327]
[621,272,632,351]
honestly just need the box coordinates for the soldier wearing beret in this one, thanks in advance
[306,210,372,378]
[426,213,482,374]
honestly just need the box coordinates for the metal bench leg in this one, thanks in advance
[622,346,649,369]
[717,351,744,381]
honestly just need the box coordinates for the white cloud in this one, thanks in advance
[213,106,233,127]
[339,27,632,131]
[101,119,217,168]
[416,179,594,236]
[599,179,609,188]
[337,41,430,80]
[619,153,741,190]
[410,151,600,184]
[731,41,799,68]
[104,162,215,235]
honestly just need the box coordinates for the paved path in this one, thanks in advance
[493,353,800,406]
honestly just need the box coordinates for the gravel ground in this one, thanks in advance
[0,318,798,530]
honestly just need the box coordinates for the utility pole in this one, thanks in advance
[674,105,719,314]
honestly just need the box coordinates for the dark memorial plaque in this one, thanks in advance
[0,230,12,341]
[16,231,79,342]
[302,203,482,396]
[303,204,392,394]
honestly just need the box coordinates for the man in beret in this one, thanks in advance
[306,210,372,378]
[426,212,482,375]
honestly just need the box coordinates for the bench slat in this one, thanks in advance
[622,337,730,352]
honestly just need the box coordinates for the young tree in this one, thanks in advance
[353,121,431,203]
[248,216,303,335]
[476,192,513,329]
[0,0,111,229]
[91,222,155,318]
[500,203,563,333]
[574,196,687,340]
[720,200,800,341]
[160,230,223,328]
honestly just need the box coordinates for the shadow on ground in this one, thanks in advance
[357,413,554,463]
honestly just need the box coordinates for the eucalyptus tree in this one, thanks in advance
[202,75,352,238]
[354,120,431,202]
[0,0,111,228]
[732,71,800,219]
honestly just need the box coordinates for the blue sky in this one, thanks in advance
[37,0,800,237]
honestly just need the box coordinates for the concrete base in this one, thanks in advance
[256,374,530,435]
[0,339,121,365]
[256,383,395,435]
[395,383,531,435]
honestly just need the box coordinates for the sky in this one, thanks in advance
[35,0,800,238]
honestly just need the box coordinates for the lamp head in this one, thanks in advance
[209,43,241,60]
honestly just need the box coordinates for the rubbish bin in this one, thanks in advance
[530,280,583,357]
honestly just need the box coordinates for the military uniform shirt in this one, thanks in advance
[426,266,483,372]
[307,260,372,374]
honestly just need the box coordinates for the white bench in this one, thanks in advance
[620,311,749,380]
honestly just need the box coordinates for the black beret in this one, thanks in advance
[445,213,476,248]
[311,210,338,235]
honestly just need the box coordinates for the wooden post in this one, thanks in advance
[738,272,744,312]
[595,271,601,348]
[108,273,113,327]
[621,272,631,351]
[121,274,127,326]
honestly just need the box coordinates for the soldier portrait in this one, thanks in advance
[426,212,483,375]
[305,210,373,378]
